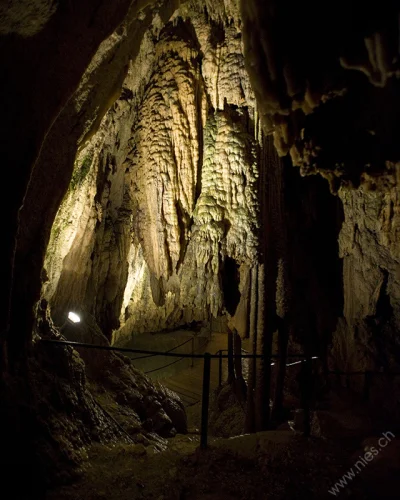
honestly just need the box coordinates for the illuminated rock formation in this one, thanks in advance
[1,0,400,493]
[43,7,259,340]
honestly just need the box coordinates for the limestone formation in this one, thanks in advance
[240,0,400,189]
[43,7,259,341]
[0,0,57,37]
[331,170,400,410]
[29,300,186,481]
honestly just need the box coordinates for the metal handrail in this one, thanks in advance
[214,349,319,386]
[41,339,304,358]
[131,336,194,361]
[144,336,209,374]
[145,356,185,374]
[41,338,399,449]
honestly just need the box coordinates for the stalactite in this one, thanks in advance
[272,317,289,423]
[240,0,400,187]
[270,159,290,424]
[253,133,288,431]
[227,328,234,384]
[254,262,270,431]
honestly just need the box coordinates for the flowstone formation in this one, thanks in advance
[240,0,400,188]
[43,4,259,341]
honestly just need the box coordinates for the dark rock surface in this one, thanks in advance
[2,300,187,491]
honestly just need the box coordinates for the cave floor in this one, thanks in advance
[47,429,400,500]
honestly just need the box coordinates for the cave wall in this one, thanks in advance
[0,0,186,490]
[332,179,400,373]
[2,0,183,359]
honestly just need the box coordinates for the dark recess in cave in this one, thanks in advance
[284,160,344,357]
[209,19,225,47]
[302,78,400,186]
[222,256,241,316]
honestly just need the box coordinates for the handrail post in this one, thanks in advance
[218,350,222,386]
[200,353,211,449]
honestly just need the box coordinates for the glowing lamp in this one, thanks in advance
[68,311,81,324]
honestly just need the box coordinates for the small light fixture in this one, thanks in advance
[68,311,81,324]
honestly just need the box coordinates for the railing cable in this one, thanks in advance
[130,336,194,361]
[145,356,185,374]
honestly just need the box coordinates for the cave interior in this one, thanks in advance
[1,0,400,498]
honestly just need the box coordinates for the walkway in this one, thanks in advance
[157,333,229,407]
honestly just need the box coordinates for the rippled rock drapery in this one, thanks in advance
[43,5,259,341]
